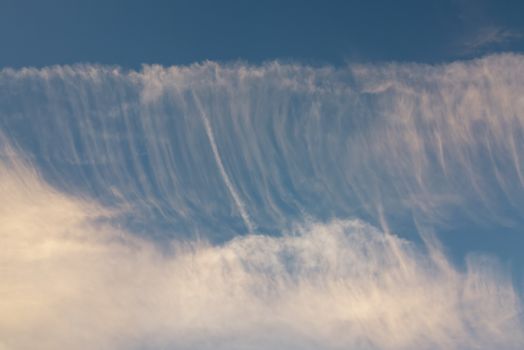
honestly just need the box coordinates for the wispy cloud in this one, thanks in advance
[460,26,522,55]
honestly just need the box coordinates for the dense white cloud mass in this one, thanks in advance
[0,155,522,350]
[1,54,524,349]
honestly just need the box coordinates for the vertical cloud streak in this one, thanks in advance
[193,92,255,233]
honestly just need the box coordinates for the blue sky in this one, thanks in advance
[1,0,524,68]
[2,1,524,349]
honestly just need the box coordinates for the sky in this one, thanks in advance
[2,1,524,349]
[1,0,524,68]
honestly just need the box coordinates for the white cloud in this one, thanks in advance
[0,153,522,349]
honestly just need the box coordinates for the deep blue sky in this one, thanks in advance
[1,0,524,69]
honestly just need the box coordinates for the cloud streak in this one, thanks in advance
[193,91,255,233]
[460,26,522,55]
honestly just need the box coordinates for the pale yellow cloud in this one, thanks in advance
[0,153,522,349]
